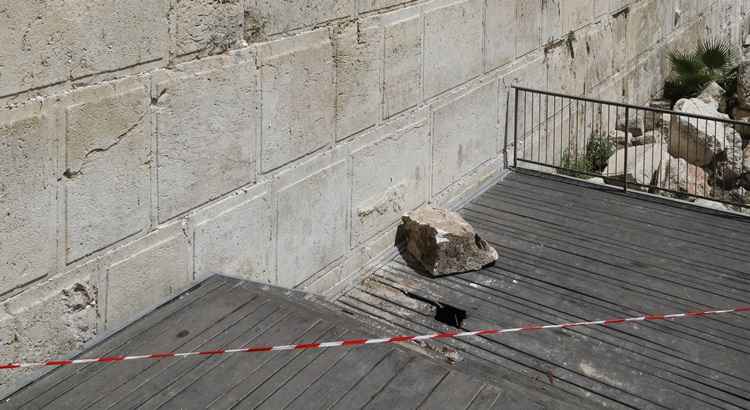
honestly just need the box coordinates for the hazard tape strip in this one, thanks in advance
[2,306,748,370]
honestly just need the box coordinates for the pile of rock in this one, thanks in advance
[600,79,750,211]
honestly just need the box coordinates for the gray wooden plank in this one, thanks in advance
[466,385,500,410]
[103,298,284,410]
[36,283,260,410]
[283,344,393,410]
[370,268,750,409]
[215,327,349,409]
[329,351,414,410]
[12,277,232,409]
[124,309,296,410]
[153,314,329,409]
[362,356,449,410]
[249,332,354,409]
[416,370,485,410]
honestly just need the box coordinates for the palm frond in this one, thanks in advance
[668,49,704,77]
[697,38,734,70]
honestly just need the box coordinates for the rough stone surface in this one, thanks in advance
[0,0,167,96]
[485,0,516,70]
[156,57,258,222]
[401,206,498,275]
[516,0,541,56]
[259,30,335,171]
[560,0,593,33]
[352,122,430,244]
[433,83,499,193]
[608,130,634,146]
[277,162,348,288]
[0,275,98,398]
[603,143,670,186]
[194,193,274,284]
[107,231,191,329]
[0,110,56,296]
[65,86,150,262]
[245,0,351,36]
[656,155,712,197]
[358,0,412,13]
[670,97,743,170]
[737,60,750,109]
[423,0,484,98]
[173,0,244,56]
[335,22,382,140]
[383,9,421,117]
[697,81,727,111]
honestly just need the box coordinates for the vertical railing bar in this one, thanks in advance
[624,106,629,193]
[513,88,519,168]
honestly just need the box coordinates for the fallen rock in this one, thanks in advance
[608,129,633,146]
[401,206,498,275]
[644,100,672,133]
[616,113,644,137]
[737,60,750,109]
[694,198,733,212]
[744,144,750,172]
[669,98,743,170]
[697,81,726,112]
[656,155,711,197]
[602,143,669,186]
[731,106,750,139]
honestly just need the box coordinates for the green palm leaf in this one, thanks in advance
[668,49,704,76]
[697,38,733,70]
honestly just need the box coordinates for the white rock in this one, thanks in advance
[670,98,743,171]
[602,143,670,186]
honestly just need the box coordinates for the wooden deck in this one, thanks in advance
[4,275,588,410]
[341,171,750,410]
[5,171,749,409]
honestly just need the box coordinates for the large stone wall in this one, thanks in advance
[1,0,748,397]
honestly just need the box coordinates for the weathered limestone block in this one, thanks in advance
[0,270,98,399]
[433,83,499,193]
[656,155,712,197]
[424,0,484,98]
[65,85,150,262]
[245,0,351,36]
[401,207,498,275]
[0,0,167,96]
[516,0,541,56]
[545,38,585,96]
[0,107,56,295]
[352,122,430,244]
[194,192,275,284]
[541,0,562,44]
[358,0,411,12]
[744,144,750,173]
[106,228,191,328]
[173,0,244,56]
[67,0,168,78]
[335,21,382,140]
[560,0,594,33]
[277,162,348,288]
[260,29,335,171]
[737,60,750,109]
[155,55,258,222]
[626,0,661,60]
[670,98,743,171]
[584,22,616,91]
[603,143,670,186]
[383,8,422,118]
[485,0,516,70]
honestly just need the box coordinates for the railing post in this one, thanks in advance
[623,107,629,193]
[513,87,519,169]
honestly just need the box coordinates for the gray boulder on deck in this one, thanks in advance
[401,206,498,276]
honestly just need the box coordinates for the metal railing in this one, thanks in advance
[511,86,749,209]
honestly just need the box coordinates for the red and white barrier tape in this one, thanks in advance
[2,306,748,370]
